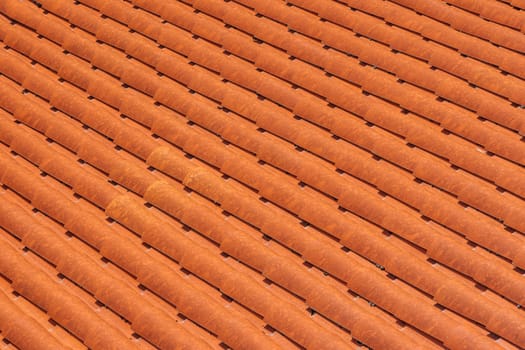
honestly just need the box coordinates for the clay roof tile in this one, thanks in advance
[1,0,525,349]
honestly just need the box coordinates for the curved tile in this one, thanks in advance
[0,228,137,350]
[1,0,524,349]
[0,287,72,350]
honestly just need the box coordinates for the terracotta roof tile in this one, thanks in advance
[1,0,525,349]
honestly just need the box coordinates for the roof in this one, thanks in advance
[0,0,524,349]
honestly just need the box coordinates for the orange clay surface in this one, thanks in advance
[0,0,524,349]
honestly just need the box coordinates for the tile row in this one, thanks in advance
[0,203,191,350]
[502,0,525,10]
[10,0,516,304]
[7,0,519,308]
[337,0,525,79]
[389,0,525,53]
[1,18,524,349]
[0,224,157,350]
[0,104,286,348]
[158,0,523,172]
[443,0,525,30]
[0,227,119,350]
[1,184,246,350]
[0,73,500,350]
[7,0,524,278]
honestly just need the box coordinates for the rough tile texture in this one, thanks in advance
[0,0,524,349]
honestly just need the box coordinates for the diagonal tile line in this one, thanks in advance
[1,8,524,350]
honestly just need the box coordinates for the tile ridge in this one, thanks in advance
[0,229,138,350]
[0,286,72,350]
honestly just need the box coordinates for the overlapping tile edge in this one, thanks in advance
[0,0,523,349]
